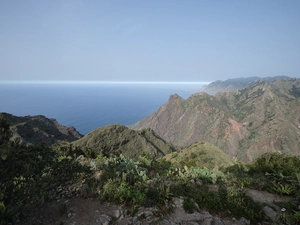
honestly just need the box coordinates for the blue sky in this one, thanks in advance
[0,0,299,82]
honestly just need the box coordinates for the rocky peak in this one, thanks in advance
[168,93,183,101]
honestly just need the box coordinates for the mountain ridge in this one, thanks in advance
[0,113,82,145]
[72,124,177,158]
[130,78,300,161]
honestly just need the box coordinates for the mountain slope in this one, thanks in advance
[130,93,249,157]
[0,113,82,145]
[199,76,290,95]
[163,142,235,169]
[73,124,177,158]
[216,78,300,161]
[130,79,300,161]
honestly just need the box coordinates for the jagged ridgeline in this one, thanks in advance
[0,113,82,145]
[130,78,300,162]
[72,124,177,158]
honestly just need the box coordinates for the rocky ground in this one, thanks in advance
[20,189,293,225]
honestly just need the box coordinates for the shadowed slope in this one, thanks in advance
[0,113,82,145]
[73,124,177,158]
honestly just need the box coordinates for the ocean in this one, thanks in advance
[0,82,205,135]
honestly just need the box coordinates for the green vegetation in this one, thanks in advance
[225,152,300,224]
[0,118,90,224]
[72,125,176,159]
[1,117,300,224]
[163,142,234,169]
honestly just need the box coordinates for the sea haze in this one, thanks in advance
[0,82,205,134]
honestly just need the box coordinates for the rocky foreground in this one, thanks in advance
[21,188,292,225]
[22,197,251,225]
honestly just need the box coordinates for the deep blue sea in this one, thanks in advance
[0,83,204,135]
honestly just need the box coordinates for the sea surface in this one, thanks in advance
[0,82,205,135]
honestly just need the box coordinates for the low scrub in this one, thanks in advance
[2,115,300,225]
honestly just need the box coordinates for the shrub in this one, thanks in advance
[101,154,148,185]
[218,185,265,223]
[167,166,222,184]
[101,179,146,205]
[249,152,300,176]
[271,183,294,195]
[0,143,90,224]
[183,197,197,213]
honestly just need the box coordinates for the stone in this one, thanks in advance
[137,210,153,217]
[110,209,122,219]
[97,214,112,225]
[263,206,277,222]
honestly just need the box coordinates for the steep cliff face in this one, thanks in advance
[131,79,300,161]
[0,113,83,145]
[73,124,177,159]
[130,93,249,157]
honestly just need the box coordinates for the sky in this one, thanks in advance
[0,0,299,82]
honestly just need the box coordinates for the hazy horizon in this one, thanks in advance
[0,80,211,84]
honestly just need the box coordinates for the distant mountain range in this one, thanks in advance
[130,77,300,161]
[199,76,291,95]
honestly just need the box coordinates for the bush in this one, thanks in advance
[218,185,265,223]
[0,143,90,224]
[102,179,146,205]
[249,152,300,175]
[183,197,197,213]
[101,154,148,185]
